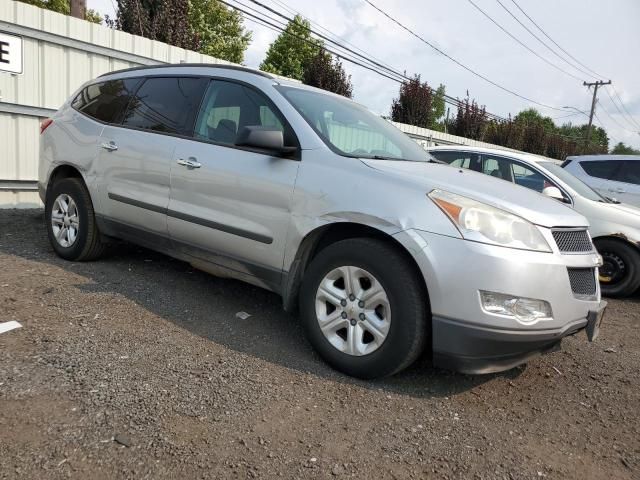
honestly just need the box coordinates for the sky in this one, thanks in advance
[88,0,640,149]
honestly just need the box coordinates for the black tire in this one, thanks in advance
[45,177,107,261]
[299,238,429,379]
[595,238,640,298]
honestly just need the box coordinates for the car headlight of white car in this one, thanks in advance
[428,189,551,252]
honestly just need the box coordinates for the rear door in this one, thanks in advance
[95,76,207,244]
[609,160,640,207]
[167,79,300,289]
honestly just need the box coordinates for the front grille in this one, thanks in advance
[567,268,597,298]
[552,229,593,253]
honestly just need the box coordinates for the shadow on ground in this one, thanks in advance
[0,209,540,398]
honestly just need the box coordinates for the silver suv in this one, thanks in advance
[39,64,605,378]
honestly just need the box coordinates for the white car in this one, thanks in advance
[429,146,640,297]
[563,155,640,208]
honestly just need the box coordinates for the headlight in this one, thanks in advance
[428,189,551,252]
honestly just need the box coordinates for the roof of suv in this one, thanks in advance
[98,62,275,79]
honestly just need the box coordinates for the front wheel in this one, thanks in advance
[299,238,429,379]
[595,238,640,298]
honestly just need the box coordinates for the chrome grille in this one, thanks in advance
[567,268,597,298]
[552,229,593,253]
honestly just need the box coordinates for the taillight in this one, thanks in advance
[40,118,53,134]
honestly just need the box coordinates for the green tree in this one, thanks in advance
[302,50,353,97]
[390,75,445,129]
[558,122,609,153]
[259,15,322,80]
[17,0,102,23]
[514,108,556,133]
[188,0,251,63]
[610,142,640,155]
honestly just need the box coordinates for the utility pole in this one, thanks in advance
[70,0,86,20]
[583,80,611,147]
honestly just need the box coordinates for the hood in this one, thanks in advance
[362,160,588,228]
[579,198,640,231]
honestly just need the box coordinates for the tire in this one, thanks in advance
[595,238,640,298]
[45,177,107,261]
[299,238,429,379]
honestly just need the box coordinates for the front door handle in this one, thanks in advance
[101,141,118,152]
[177,158,202,169]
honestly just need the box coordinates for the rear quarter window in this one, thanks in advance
[72,78,139,123]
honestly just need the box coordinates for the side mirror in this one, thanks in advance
[235,126,296,155]
[542,186,568,203]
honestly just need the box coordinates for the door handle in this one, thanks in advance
[177,158,202,169]
[609,187,626,193]
[101,141,118,152]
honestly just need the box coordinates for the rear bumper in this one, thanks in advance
[432,315,588,374]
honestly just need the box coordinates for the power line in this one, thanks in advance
[598,99,637,134]
[466,0,584,82]
[494,0,595,80]
[607,86,640,130]
[508,0,606,80]
[362,0,569,112]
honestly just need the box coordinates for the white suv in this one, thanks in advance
[563,155,640,208]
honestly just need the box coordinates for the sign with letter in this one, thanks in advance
[0,31,23,75]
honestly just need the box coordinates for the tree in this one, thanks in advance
[302,50,353,97]
[611,142,640,155]
[259,15,322,80]
[450,98,488,140]
[18,0,102,23]
[390,75,445,129]
[111,0,196,50]
[188,0,251,63]
[514,108,556,132]
[558,122,608,153]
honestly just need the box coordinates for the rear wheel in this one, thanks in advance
[45,177,107,261]
[595,238,640,297]
[300,238,428,379]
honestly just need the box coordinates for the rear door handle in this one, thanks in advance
[101,141,118,152]
[177,158,202,169]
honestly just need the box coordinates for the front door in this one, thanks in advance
[167,79,300,289]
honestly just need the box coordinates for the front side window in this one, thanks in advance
[122,77,207,136]
[510,162,545,192]
[482,156,514,181]
[580,160,620,180]
[428,151,480,170]
[72,78,139,123]
[613,160,640,185]
[276,86,431,161]
[193,80,294,147]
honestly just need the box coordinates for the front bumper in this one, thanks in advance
[393,228,603,374]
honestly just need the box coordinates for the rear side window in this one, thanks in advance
[122,77,207,136]
[580,160,620,180]
[613,160,640,185]
[482,156,514,182]
[511,162,546,192]
[72,79,139,123]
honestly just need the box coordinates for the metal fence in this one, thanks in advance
[0,0,521,208]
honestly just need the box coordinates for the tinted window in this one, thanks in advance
[613,161,640,185]
[193,80,295,147]
[429,151,480,170]
[122,77,207,135]
[580,160,620,180]
[72,79,138,123]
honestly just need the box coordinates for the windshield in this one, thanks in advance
[539,162,607,202]
[276,86,432,162]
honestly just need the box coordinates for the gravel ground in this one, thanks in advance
[0,209,639,480]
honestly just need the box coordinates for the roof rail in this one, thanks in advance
[98,63,275,79]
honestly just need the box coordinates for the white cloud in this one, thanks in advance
[87,0,640,148]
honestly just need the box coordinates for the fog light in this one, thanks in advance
[480,291,553,324]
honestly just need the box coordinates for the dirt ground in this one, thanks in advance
[0,209,638,480]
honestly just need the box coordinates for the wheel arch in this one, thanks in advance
[46,163,86,194]
[593,233,640,253]
[282,221,430,314]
